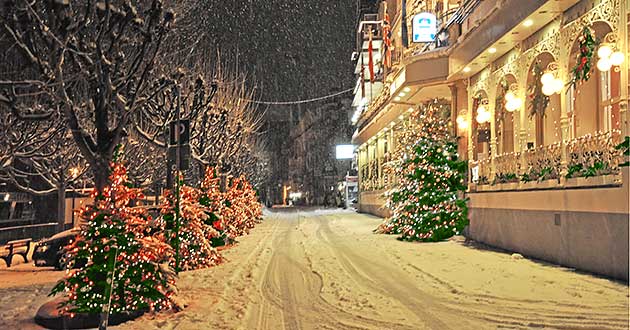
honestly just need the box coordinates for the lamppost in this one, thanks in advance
[69,167,81,227]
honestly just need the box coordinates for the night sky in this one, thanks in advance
[172,0,358,111]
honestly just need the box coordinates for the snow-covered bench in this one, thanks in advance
[1,238,32,267]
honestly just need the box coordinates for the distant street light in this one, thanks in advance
[336,145,355,160]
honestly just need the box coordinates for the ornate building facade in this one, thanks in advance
[352,0,629,280]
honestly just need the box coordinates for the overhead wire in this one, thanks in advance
[242,88,353,105]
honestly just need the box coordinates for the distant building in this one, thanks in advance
[351,0,629,280]
[288,98,354,206]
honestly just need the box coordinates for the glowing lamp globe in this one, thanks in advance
[456,115,465,125]
[541,72,554,85]
[456,115,469,129]
[505,98,522,112]
[482,111,491,122]
[609,51,625,66]
[597,58,612,72]
[477,104,486,114]
[597,44,612,59]
[551,78,564,93]
[505,100,516,112]
[505,91,515,101]
[475,113,484,124]
[542,84,555,96]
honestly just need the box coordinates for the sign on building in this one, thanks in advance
[412,12,437,43]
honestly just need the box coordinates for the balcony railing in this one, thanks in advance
[471,130,625,191]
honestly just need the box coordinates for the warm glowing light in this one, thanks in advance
[541,72,554,85]
[394,96,401,102]
[609,51,625,66]
[551,78,564,93]
[523,19,533,27]
[505,91,515,101]
[477,105,486,114]
[597,57,612,72]
[476,110,490,124]
[488,47,497,54]
[403,87,411,92]
[597,44,612,59]
[456,115,469,129]
[463,66,471,73]
[542,84,555,96]
[399,92,406,97]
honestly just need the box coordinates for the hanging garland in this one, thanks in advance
[528,61,549,118]
[570,27,598,88]
[494,78,509,125]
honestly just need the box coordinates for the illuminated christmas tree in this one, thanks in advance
[160,183,223,271]
[198,168,262,243]
[198,167,230,246]
[50,162,176,316]
[222,176,263,238]
[378,99,468,242]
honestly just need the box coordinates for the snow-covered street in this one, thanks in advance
[2,209,628,330]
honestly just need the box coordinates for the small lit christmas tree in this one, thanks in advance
[50,161,176,316]
[378,99,468,242]
[198,167,230,246]
[222,176,263,237]
[160,183,223,271]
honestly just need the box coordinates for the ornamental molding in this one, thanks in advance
[471,68,493,97]
[492,53,521,82]
[560,0,619,59]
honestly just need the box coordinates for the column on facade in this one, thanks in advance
[466,82,475,186]
[449,84,458,138]
[488,86,498,182]
[358,145,364,191]
[558,54,571,184]
[619,1,629,137]
[377,133,383,189]
[517,60,529,176]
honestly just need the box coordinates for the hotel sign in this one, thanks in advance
[412,12,437,43]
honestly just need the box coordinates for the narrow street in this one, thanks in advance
[110,209,627,330]
[1,209,628,329]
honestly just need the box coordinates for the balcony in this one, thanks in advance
[471,130,625,192]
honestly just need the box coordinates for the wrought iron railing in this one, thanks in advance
[493,152,521,183]
[472,130,624,190]
[567,130,623,178]
[522,142,562,182]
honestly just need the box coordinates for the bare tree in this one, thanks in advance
[134,64,265,184]
[0,110,88,230]
[1,0,174,193]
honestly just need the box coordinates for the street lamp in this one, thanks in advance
[69,166,81,227]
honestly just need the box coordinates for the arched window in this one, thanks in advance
[472,91,490,160]
[525,53,561,148]
[567,22,620,138]
[495,75,517,154]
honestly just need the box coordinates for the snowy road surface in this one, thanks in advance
[1,208,628,330]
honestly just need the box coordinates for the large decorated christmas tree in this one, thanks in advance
[378,99,468,242]
[50,161,176,315]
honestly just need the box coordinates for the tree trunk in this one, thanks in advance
[93,158,111,196]
[57,181,66,232]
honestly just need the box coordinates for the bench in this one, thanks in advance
[1,238,32,267]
